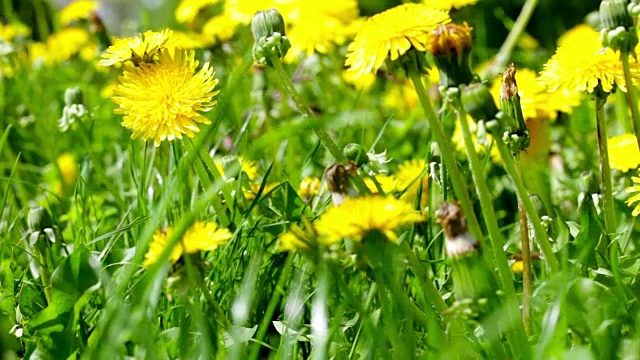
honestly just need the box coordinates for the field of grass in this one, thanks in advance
[1,0,640,359]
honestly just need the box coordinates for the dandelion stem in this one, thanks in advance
[518,200,532,335]
[453,95,530,356]
[485,0,539,78]
[270,58,369,194]
[620,53,640,152]
[408,72,487,257]
[595,95,627,301]
[493,136,560,273]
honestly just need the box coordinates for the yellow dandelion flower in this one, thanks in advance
[60,0,98,26]
[342,68,376,91]
[364,174,397,194]
[345,3,450,79]
[30,28,92,65]
[99,29,176,66]
[383,79,419,115]
[170,31,214,49]
[511,260,524,274]
[395,159,429,207]
[489,68,581,120]
[609,134,640,172]
[224,0,288,24]
[422,0,477,10]
[243,182,279,201]
[315,195,423,244]
[112,48,219,146]
[557,24,596,47]
[143,221,232,266]
[286,15,347,59]
[277,225,311,251]
[0,22,30,42]
[539,28,640,93]
[216,156,259,180]
[202,13,239,44]
[626,172,640,216]
[143,228,183,266]
[298,177,321,199]
[452,116,501,162]
[56,153,77,185]
[175,0,221,23]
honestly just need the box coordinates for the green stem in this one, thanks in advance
[484,0,540,78]
[454,97,530,356]
[408,73,487,262]
[493,137,560,273]
[518,200,532,335]
[594,96,626,301]
[620,53,640,154]
[270,58,369,195]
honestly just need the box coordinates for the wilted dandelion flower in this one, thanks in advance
[143,221,232,266]
[99,29,176,66]
[609,134,640,172]
[626,172,640,216]
[423,0,477,10]
[345,3,450,79]
[539,28,640,93]
[112,48,219,146]
[60,0,98,25]
[315,195,422,244]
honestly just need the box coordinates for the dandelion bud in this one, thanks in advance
[499,64,530,153]
[600,0,638,53]
[251,9,291,67]
[27,207,53,233]
[428,22,474,88]
[600,0,633,29]
[461,82,500,131]
[343,143,369,166]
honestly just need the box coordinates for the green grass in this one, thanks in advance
[1,0,640,359]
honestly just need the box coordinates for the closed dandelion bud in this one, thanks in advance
[27,207,53,233]
[600,0,638,52]
[428,22,474,88]
[461,82,500,132]
[499,64,530,153]
[343,143,369,166]
[437,202,494,303]
[251,9,291,67]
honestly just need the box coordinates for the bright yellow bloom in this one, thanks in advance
[170,31,214,49]
[489,68,581,120]
[216,156,258,180]
[175,0,221,23]
[452,116,501,162]
[342,69,376,91]
[0,22,30,42]
[298,177,321,199]
[557,24,596,47]
[626,171,640,216]
[60,0,98,25]
[315,195,423,244]
[29,28,94,65]
[243,182,279,201]
[112,48,219,146]
[345,4,450,79]
[278,228,310,251]
[511,260,524,274]
[423,0,477,10]
[143,221,232,266]
[56,153,77,185]
[395,159,429,207]
[224,0,286,24]
[539,28,640,93]
[202,13,239,44]
[609,134,640,172]
[99,29,176,66]
[365,174,398,194]
[383,79,419,115]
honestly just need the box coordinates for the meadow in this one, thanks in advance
[1,0,640,358]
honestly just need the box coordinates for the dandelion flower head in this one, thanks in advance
[609,134,640,172]
[298,177,321,199]
[56,153,77,185]
[60,0,99,25]
[112,48,219,146]
[99,29,176,66]
[175,0,221,23]
[315,195,423,244]
[143,221,232,266]
[423,0,478,10]
[0,22,30,42]
[539,28,640,93]
[345,3,450,79]
[365,174,398,194]
[202,13,239,44]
